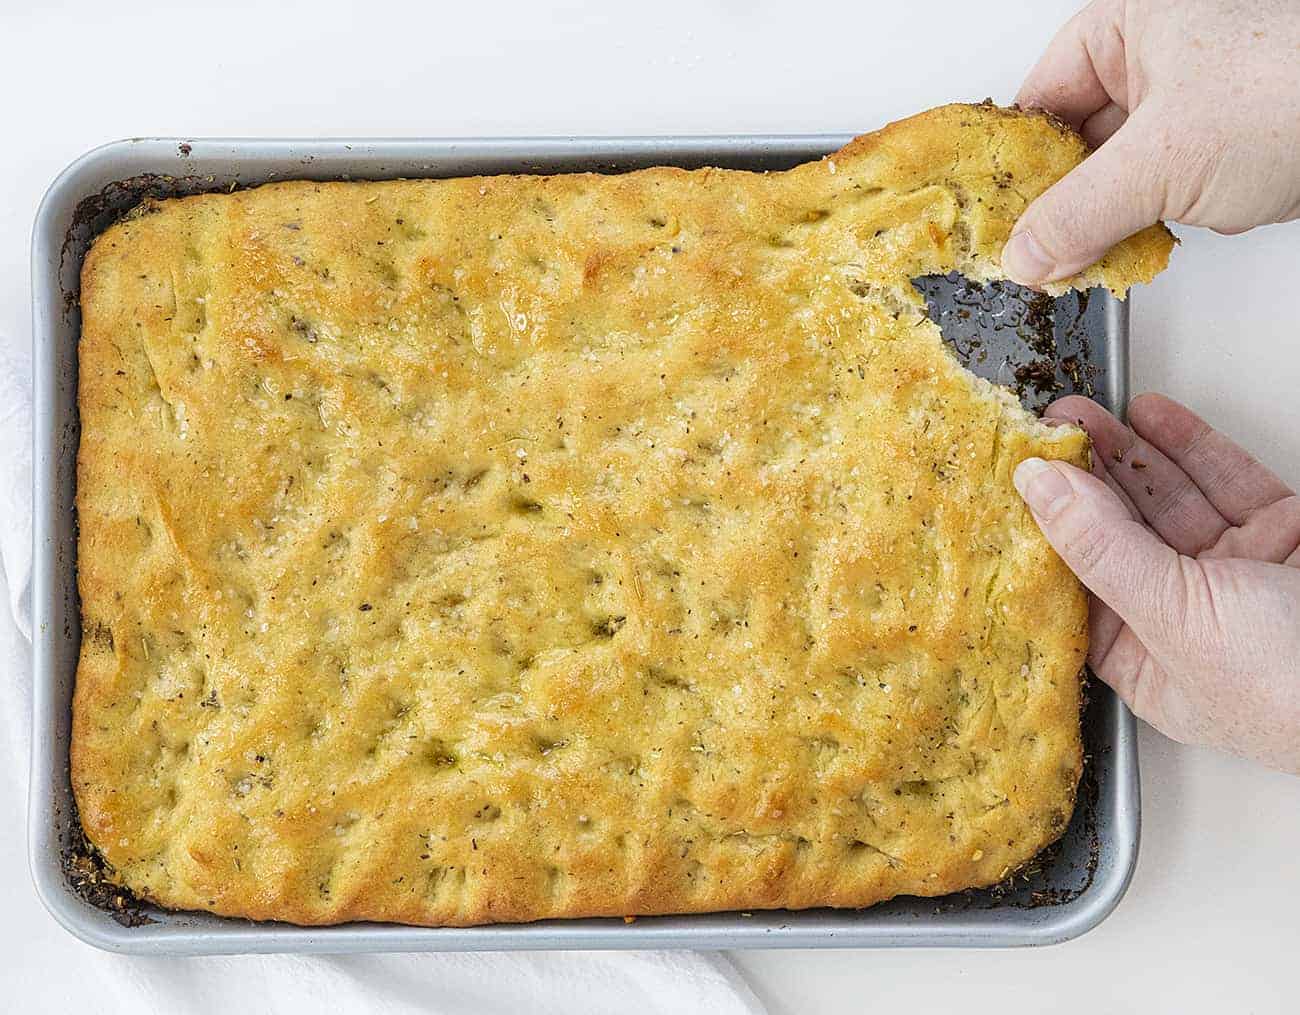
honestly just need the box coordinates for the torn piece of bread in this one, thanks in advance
[813,102,1173,297]
[72,103,1173,927]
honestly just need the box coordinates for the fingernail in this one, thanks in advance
[1014,458,1074,519]
[1002,229,1055,284]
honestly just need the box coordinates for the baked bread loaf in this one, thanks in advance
[73,103,1173,926]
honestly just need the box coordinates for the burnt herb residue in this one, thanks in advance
[1019,290,1057,357]
[912,274,1107,413]
[1014,358,1064,396]
[62,821,153,927]
[1060,354,1085,390]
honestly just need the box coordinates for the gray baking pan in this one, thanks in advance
[30,136,1139,955]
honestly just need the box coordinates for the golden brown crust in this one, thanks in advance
[73,103,1171,926]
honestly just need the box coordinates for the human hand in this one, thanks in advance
[1002,0,1300,285]
[1013,394,1300,774]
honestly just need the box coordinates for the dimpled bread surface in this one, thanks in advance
[72,103,1173,926]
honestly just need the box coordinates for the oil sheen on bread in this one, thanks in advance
[71,103,1172,926]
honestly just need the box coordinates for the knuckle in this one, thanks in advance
[1143,122,1227,221]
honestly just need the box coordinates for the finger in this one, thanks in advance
[1001,108,1168,285]
[1015,0,1129,129]
[1013,457,1186,648]
[1047,400,1183,536]
[1039,422,1137,668]
[1079,101,1127,148]
[1046,395,1229,555]
[1080,452,1149,656]
[1094,453,1145,521]
[1049,398,1144,520]
[1070,411,1174,593]
[1201,495,1300,564]
[1042,412,1145,520]
[1128,393,1295,524]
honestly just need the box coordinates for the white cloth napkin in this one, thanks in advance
[0,343,764,1015]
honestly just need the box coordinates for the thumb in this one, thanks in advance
[1001,110,1168,285]
[1013,457,1186,646]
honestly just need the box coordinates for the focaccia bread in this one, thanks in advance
[73,103,1173,926]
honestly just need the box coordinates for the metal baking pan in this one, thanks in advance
[30,135,1139,954]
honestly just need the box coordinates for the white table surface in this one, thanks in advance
[3,1,1299,1011]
